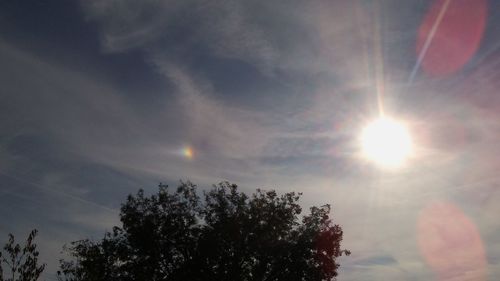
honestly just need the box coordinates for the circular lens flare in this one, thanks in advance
[418,202,486,280]
[361,117,412,168]
[417,0,487,76]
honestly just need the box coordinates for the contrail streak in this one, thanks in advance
[0,171,119,214]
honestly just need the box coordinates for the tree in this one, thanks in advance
[58,182,350,281]
[0,229,45,281]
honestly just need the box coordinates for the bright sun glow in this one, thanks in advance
[361,117,413,168]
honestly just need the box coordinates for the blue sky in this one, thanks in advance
[2,0,500,280]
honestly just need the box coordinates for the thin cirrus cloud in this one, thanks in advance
[80,0,277,71]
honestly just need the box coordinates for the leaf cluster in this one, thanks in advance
[0,230,45,281]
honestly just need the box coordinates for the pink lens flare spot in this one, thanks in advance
[417,0,487,76]
[417,202,487,280]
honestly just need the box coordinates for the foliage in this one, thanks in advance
[0,230,45,281]
[58,182,350,281]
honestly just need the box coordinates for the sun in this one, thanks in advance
[361,117,413,168]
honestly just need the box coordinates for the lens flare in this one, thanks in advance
[417,202,486,281]
[361,117,412,168]
[416,0,487,76]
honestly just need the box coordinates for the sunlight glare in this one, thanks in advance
[361,117,412,168]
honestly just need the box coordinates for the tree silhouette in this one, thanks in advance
[0,229,45,281]
[58,182,350,281]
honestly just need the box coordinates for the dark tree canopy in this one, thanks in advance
[58,182,349,281]
[0,229,45,281]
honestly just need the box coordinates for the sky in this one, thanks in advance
[1,0,500,280]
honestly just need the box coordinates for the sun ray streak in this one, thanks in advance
[355,1,371,92]
[373,1,386,117]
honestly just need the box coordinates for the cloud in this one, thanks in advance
[80,0,409,79]
[80,0,277,72]
[355,255,398,266]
